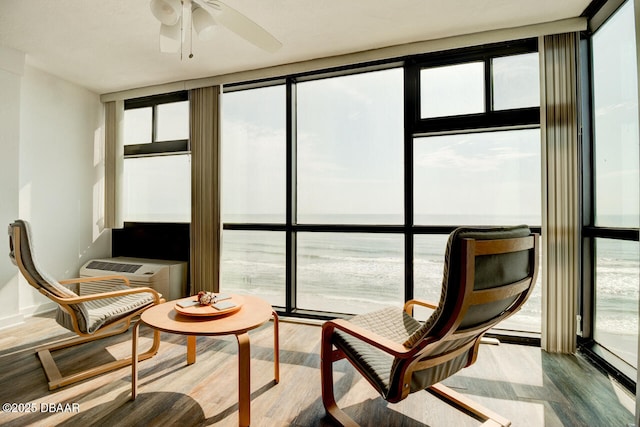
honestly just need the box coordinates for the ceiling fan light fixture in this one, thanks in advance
[150,0,182,26]
[192,6,217,41]
[159,22,181,53]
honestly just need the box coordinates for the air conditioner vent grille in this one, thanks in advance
[85,261,142,274]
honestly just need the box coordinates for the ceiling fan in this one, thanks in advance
[149,0,282,58]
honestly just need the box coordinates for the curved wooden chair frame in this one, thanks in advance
[321,227,539,426]
[9,220,164,390]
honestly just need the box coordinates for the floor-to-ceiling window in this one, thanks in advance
[221,40,542,334]
[584,0,640,379]
[221,85,287,307]
[295,69,405,314]
[408,43,542,331]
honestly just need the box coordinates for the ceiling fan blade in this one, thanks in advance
[199,0,282,53]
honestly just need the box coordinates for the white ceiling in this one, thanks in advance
[0,0,593,94]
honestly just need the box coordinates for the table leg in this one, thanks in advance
[236,332,251,427]
[131,319,141,400]
[187,335,197,365]
[272,311,279,384]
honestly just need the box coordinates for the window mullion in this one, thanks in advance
[404,64,418,302]
[485,57,493,113]
[286,78,297,314]
[151,105,157,143]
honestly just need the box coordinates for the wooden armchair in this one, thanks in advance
[8,219,164,390]
[321,225,539,426]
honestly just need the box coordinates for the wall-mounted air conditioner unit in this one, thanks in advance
[79,257,187,301]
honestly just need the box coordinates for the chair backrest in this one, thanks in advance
[9,220,79,299]
[390,225,539,399]
[407,225,538,348]
[8,220,93,335]
[9,220,96,333]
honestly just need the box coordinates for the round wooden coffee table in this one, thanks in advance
[131,294,279,427]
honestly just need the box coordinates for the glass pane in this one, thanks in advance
[492,53,540,110]
[297,233,404,314]
[156,101,189,141]
[414,234,542,332]
[220,230,286,307]
[297,69,404,224]
[498,236,542,333]
[594,238,639,367]
[122,154,190,222]
[413,235,448,320]
[124,107,152,145]
[592,1,640,228]
[222,85,286,223]
[414,128,541,226]
[421,61,484,118]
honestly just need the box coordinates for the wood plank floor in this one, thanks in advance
[0,311,634,427]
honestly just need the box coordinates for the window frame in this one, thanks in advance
[123,91,189,157]
[122,91,191,223]
[222,39,542,328]
[406,39,540,135]
[578,0,640,392]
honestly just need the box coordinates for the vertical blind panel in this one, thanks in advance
[540,33,580,353]
[104,100,124,229]
[190,86,221,292]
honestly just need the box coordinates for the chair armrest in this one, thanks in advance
[49,286,162,305]
[404,298,437,316]
[323,318,411,358]
[59,275,131,287]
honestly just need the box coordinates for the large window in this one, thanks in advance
[296,69,404,224]
[221,85,287,305]
[592,3,639,230]
[221,230,286,307]
[297,233,405,314]
[593,238,639,366]
[586,0,640,373]
[421,62,485,118]
[413,128,542,331]
[221,85,286,224]
[221,40,542,333]
[410,41,541,332]
[413,129,541,226]
[122,155,190,222]
[122,92,190,222]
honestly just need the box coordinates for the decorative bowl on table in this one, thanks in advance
[174,292,243,317]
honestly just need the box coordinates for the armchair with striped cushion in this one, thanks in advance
[8,219,164,390]
[321,225,540,426]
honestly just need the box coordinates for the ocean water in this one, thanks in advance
[220,216,638,366]
[594,238,639,367]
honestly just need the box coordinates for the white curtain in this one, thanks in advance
[189,86,221,293]
[539,32,581,353]
[104,100,124,229]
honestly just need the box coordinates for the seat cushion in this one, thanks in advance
[390,346,472,394]
[56,285,156,334]
[333,306,422,398]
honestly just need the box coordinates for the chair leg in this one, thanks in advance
[428,383,511,427]
[320,324,359,427]
[272,310,280,384]
[38,323,161,390]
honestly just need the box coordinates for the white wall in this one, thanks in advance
[0,46,111,327]
[0,46,23,328]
